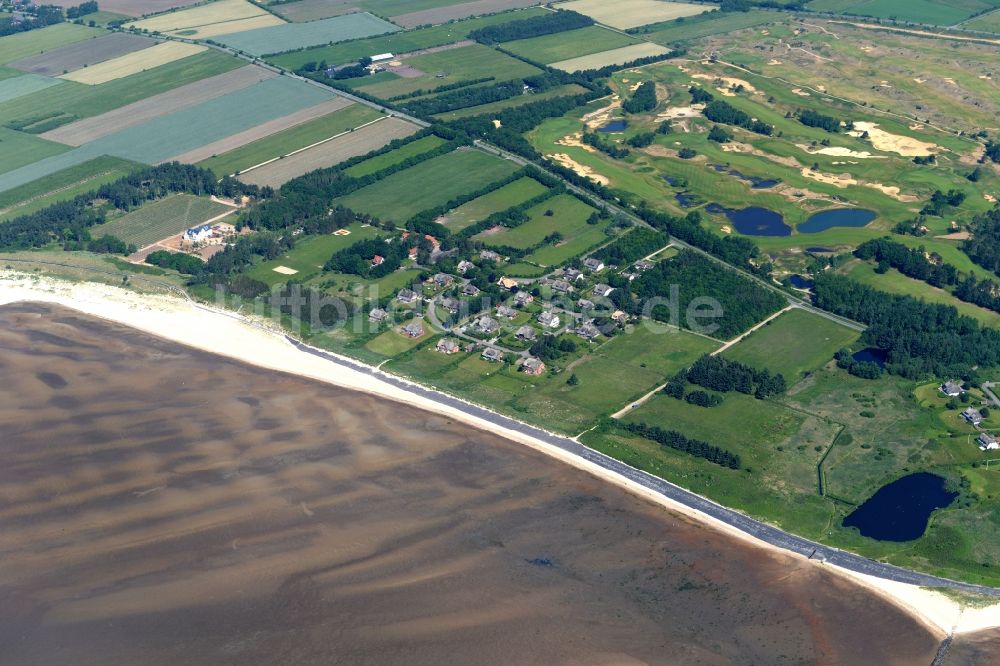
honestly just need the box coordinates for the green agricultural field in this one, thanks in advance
[269,7,549,69]
[337,149,519,223]
[92,194,234,247]
[0,127,69,176]
[963,8,1000,31]
[246,223,382,286]
[841,260,1000,326]
[0,50,242,132]
[0,74,63,104]
[475,193,597,250]
[198,104,384,177]
[641,9,775,45]
[442,176,549,231]
[806,0,1000,25]
[0,23,104,64]
[502,25,641,64]
[723,308,860,381]
[0,156,137,221]
[355,44,541,99]
[434,84,589,121]
[343,134,448,178]
[213,13,399,57]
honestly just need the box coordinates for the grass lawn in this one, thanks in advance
[0,156,137,221]
[365,324,431,356]
[723,308,861,382]
[502,25,640,64]
[475,192,599,252]
[337,148,519,223]
[343,134,448,178]
[642,9,775,45]
[198,104,384,177]
[842,260,1000,327]
[246,223,382,286]
[442,176,549,231]
[91,194,234,247]
[0,127,70,175]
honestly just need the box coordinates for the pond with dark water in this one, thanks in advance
[843,472,957,542]
[799,208,876,234]
[598,119,628,133]
[788,275,814,289]
[852,347,887,368]
[724,206,791,236]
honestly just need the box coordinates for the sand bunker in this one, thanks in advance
[548,153,610,185]
[582,97,621,129]
[556,132,597,153]
[492,119,502,128]
[799,144,885,159]
[801,168,856,188]
[691,73,756,93]
[936,231,971,240]
[866,182,918,202]
[986,194,997,203]
[272,266,298,275]
[657,105,702,120]
[767,59,782,65]
[849,121,938,157]
[792,88,810,97]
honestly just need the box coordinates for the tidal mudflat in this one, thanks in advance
[0,302,941,664]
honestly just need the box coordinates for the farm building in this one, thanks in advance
[370,53,394,63]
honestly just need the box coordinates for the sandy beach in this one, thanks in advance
[2,269,999,638]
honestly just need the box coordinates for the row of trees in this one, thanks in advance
[469,9,593,44]
[812,272,1000,378]
[797,109,843,133]
[854,238,958,287]
[404,72,567,117]
[619,422,742,469]
[593,228,668,265]
[921,188,966,216]
[702,98,773,135]
[0,5,64,37]
[685,354,787,398]
[581,130,630,158]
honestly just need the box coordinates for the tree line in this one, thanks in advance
[619,422,742,469]
[593,228,668,265]
[622,81,657,114]
[468,9,593,44]
[683,354,786,398]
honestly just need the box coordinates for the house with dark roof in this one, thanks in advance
[514,291,534,307]
[474,316,500,334]
[538,311,560,329]
[436,338,460,354]
[402,322,424,338]
[432,273,454,287]
[940,381,965,397]
[462,283,481,296]
[496,304,517,319]
[457,260,475,274]
[593,283,615,298]
[552,279,573,294]
[439,297,460,314]
[369,308,389,323]
[634,259,654,271]
[515,325,537,341]
[576,322,601,341]
[583,257,605,272]
[396,288,418,304]
[978,433,999,450]
[482,347,505,362]
[963,407,984,426]
[480,250,502,262]
[564,268,584,282]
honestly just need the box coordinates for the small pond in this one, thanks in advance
[799,208,876,234]
[598,119,628,133]
[675,192,699,208]
[705,203,726,215]
[788,274,814,289]
[852,347,887,368]
[806,246,833,253]
[842,472,957,542]
[710,164,780,189]
[724,206,791,237]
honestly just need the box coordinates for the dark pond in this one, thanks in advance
[842,472,957,542]
[675,192,699,208]
[724,207,791,237]
[598,119,628,133]
[705,203,726,215]
[799,208,876,234]
[788,274,814,289]
[852,347,887,368]
[806,246,833,253]
[710,164,780,189]
[664,175,683,187]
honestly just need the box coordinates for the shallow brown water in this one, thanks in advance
[0,302,942,665]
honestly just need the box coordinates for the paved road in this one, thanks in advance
[285,333,1000,597]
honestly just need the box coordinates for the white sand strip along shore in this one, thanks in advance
[2,270,1000,636]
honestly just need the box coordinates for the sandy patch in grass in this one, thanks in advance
[547,153,609,185]
[848,121,938,157]
[791,87,810,97]
[492,119,502,128]
[59,42,205,85]
[985,193,997,203]
[581,97,621,129]
[767,59,782,65]
[691,73,756,93]
[801,168,856,188]
[556,132,597,153]
[273,266,298,275]
[657,105,702,120]
[865,182,918,202]
[935,231,970,240]
[798,144,885,159]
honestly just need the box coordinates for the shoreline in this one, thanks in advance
[3,270,1000,636]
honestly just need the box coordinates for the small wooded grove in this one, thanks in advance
[468,9,593,44]
[622,81,656,114]
[629,250,786,338]
[684,354,787,398]
[812,272,1000,378]
[0,163,257,251]
[962,206,1000,275]
[618,422,742,469]
[593,228,668,265]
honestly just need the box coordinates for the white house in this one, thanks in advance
[184,224,212,243]
[977,433,999,450]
